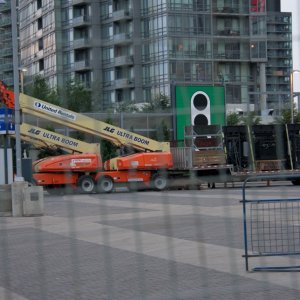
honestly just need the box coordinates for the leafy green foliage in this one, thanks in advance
[274,104,300,124]
[116,101,139,112]
[36,146,65,159]
[226,112,240,125]
[277,108,292,124]
[156,120,170,141]
[142,93,171,112]
[26,75,60,105]
[70,131,85,141]
[100,118,118,162]
[240,111,261,125]
[59,80,92,112]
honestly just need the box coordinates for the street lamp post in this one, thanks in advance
[10,0,23,181]
[19,68,28,93]
[290,70,300,124]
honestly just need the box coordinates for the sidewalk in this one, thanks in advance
[0,185,299,299]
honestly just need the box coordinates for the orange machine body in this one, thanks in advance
[104,152,173,171]
[0,80,14,109]
[33,152,154,188]
[33,153,103,173]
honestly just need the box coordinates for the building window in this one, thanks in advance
[226,85,241,104]
[37,0,42,10]
[170,61,211,82]
[37,17,43,30]
[250,41,267,60]
[251,0,266,13]
[38,38,43,51]
[39,59,44,71]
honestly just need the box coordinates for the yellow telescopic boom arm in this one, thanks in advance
[19,94,170,152]
[19,123,101,154]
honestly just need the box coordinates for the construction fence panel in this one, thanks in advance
[242,174,300,271]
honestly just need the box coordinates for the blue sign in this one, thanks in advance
[7,122,15,134]
[0,121,6,134]
[0,108,15,135]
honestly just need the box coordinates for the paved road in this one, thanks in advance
[0,182,300,299]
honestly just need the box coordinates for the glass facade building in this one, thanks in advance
[0,0,13,87]
[10,0,293,112]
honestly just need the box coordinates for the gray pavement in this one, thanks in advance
[1,182,300,299]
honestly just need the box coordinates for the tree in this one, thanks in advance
[59,80,92,112]
[226,112,240,125]
[36,146,66,159]
[277,108,292,124]
[116,100,139,113]
[142,93,171,112]
[100,118,118,162]
[274,104,300,124]
[240,111,261,125]
[26,75,60,105]
[156,120,170,141]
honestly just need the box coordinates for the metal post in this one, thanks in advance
[291,72,294,124]
[20,70,24,94]
[11,0,24,181]
[4,108,8,184]
[170,81,177,141]
[19,68,27,93]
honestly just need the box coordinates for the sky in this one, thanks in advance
[281,0,300,92]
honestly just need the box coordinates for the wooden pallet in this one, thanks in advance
[255,160,286,171]
[192,150,227,166]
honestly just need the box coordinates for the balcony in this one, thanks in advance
[112,9,132,22]
[73,0,90,5]
[0,47,12,57]
[61,0,73,6]
[115,78,133,89]
[114,55,133,67]
[1,62,13,71]
[0,17,11,27]
[0,2,10,12]
[74,60,90,71]
[113,33,131,45]
[212,5,247,14]
[36,29,43,39]
[34,8,42,19]
[215,29,241,37]
[0,32,11,41]
[34,50,44,59]
[213,50,250,60]
[73,38,90,49]
[72,15,90,27]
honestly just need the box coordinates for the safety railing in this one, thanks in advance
[242,174,300,271]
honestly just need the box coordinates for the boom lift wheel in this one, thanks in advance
[292,180,300,186]
[77,175,95,194]
[97,176,114,193]
[151,173,168,191]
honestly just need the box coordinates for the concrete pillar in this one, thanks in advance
[11,181,28,217]
[0,184,12,216]
[23,185,44,217]
[259,63,267,112]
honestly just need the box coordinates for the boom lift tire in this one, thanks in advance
[77,175,95,194]
[291,180,300,186]
[151,173,168,191]
[97,176,114,193]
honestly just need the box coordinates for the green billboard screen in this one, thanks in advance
[175,85,225,141]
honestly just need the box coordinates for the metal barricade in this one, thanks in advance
[242,174,300,271]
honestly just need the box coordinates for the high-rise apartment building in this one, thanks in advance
[11,1,294,113]
[0,0,13,86]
